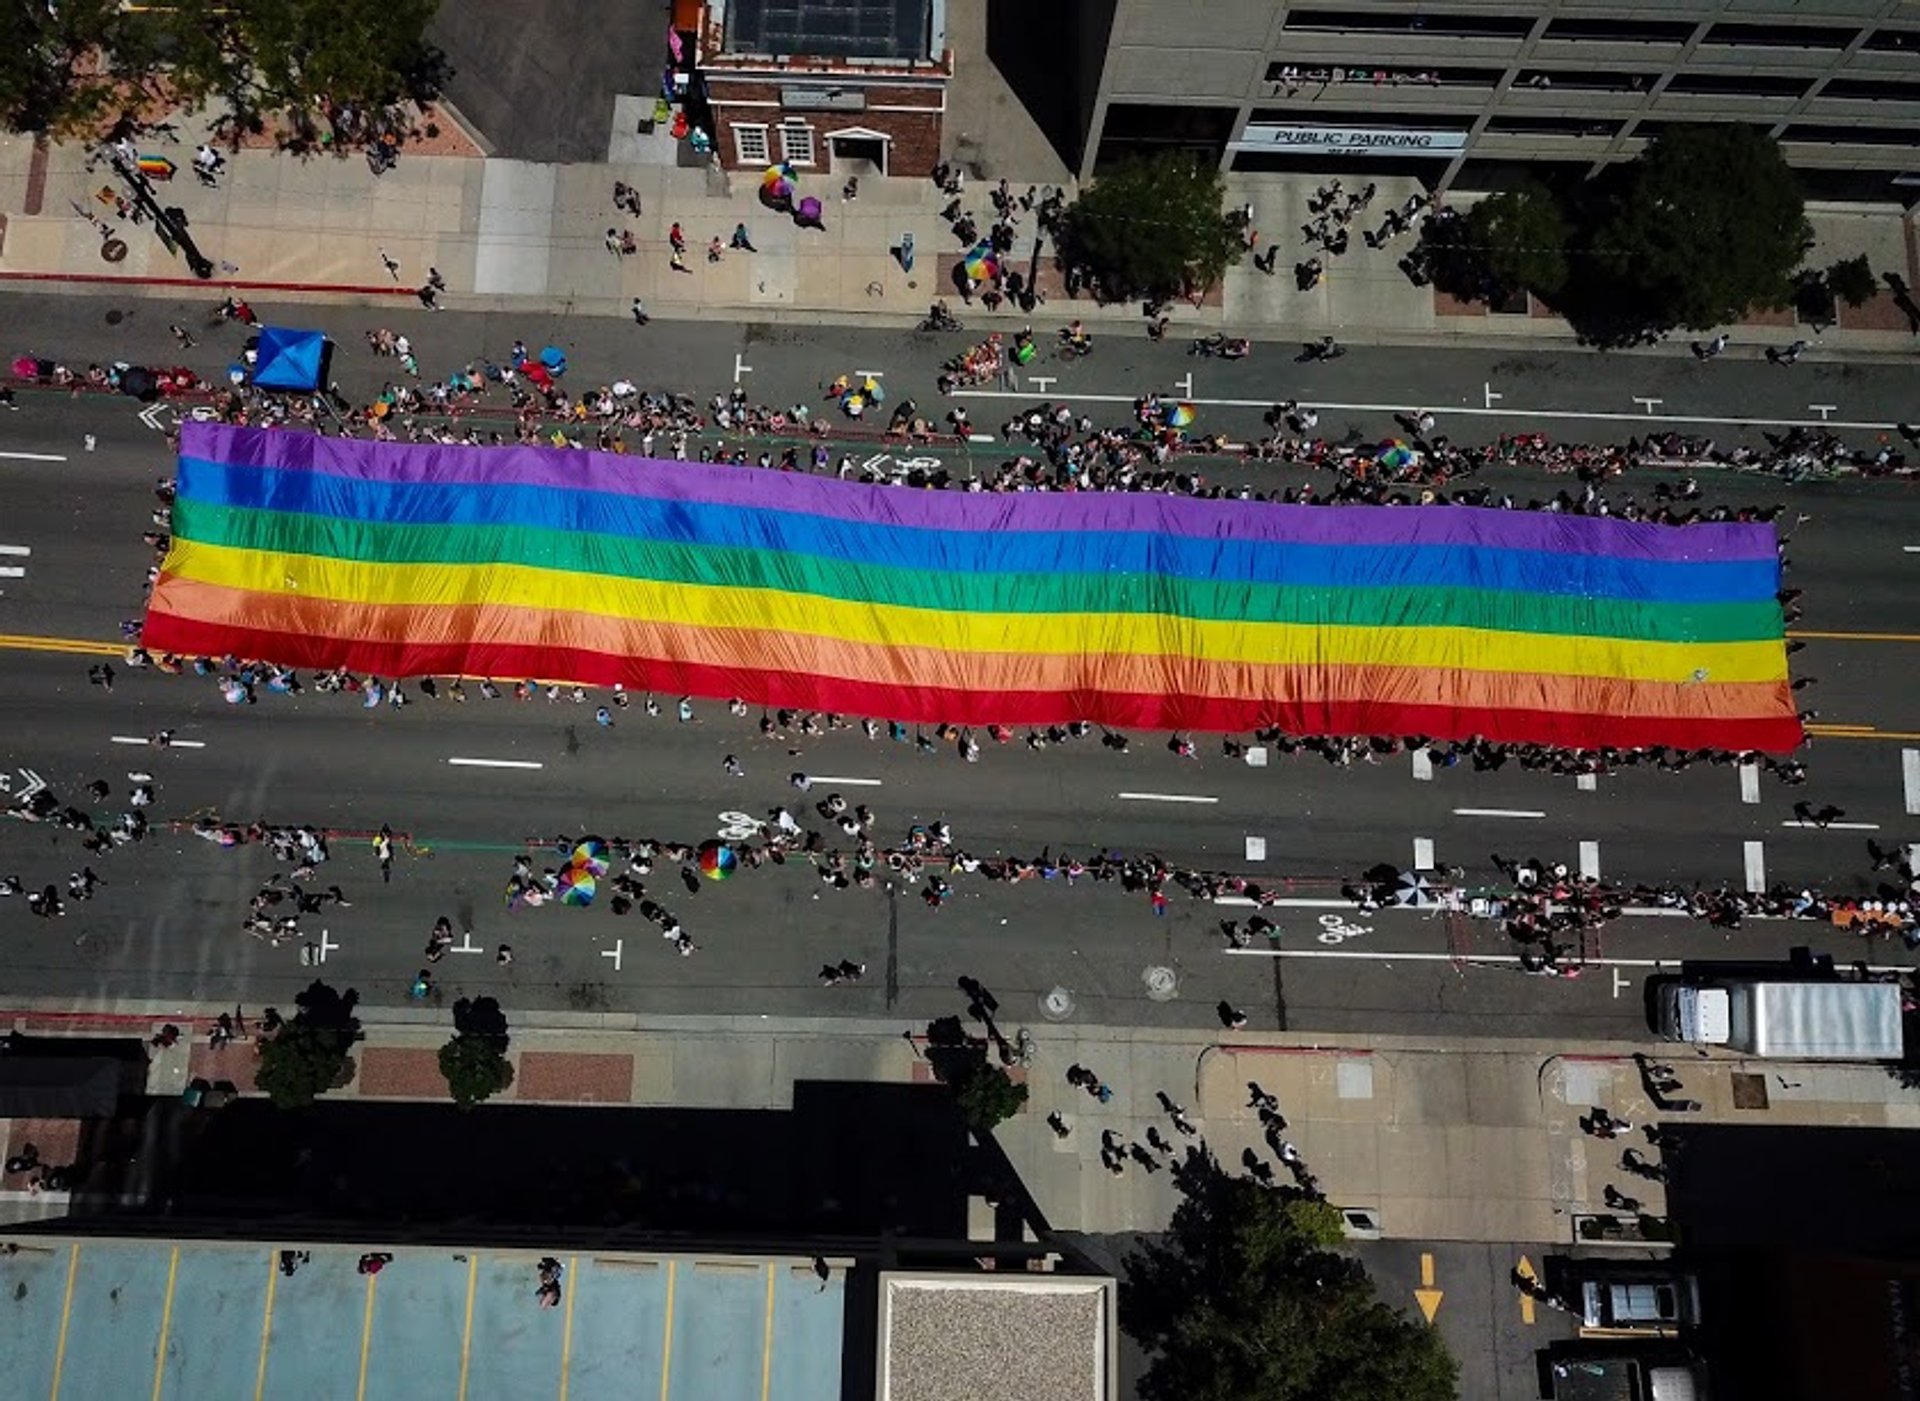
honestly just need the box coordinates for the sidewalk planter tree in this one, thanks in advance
[1577,125,1811,341]
[923,1017,1029,1134]
[1058,154,1245,303]
[1122,1153,1458,1401]
[256,979,362,1111]
[438,996,514,1111]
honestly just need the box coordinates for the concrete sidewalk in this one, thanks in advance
[7,1000,1915,1245]
[2,115,1915,352]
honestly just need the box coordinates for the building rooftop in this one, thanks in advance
[0,1237,845,1400]
[878,1272,1114,1401]
[725,0,935,60]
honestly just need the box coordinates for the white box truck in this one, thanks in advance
[1655,978,1904,1061]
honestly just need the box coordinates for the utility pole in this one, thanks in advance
[107,152,214,279]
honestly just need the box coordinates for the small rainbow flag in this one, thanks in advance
[142,424,1800,750]
[137,155,175,180]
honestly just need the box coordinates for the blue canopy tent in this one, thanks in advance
[251,326,330,392]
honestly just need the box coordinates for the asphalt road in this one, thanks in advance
[2,290,1917,1033]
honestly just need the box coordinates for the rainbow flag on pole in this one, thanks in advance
[142,424,1801,751]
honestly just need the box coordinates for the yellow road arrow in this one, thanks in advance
[1414,1252,1443,1323]
[1514,1255,1538,1325]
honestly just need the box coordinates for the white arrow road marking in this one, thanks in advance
[14,768,46,802]
[136,402,171,432]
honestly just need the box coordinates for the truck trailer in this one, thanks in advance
[1655,978,1904,1061]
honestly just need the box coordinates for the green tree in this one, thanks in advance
[922,1017,1029,1133]
[1464,184,1569,298]
[438,996,514,1111]
[1122,1154,1458,1401]
[1059,153,1245,302]
[1824,254,1878,308]
[1586,125,1811,334]
[256,980,362,1110]
[0,0,446,139]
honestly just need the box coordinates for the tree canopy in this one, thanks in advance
[0,0,446,138]
[1585,124,1811,334]
[256,980,361,1111]
[1059,154,1245,302]
[922,1016,1029,1134]
[1122,1154,1458,1401]
[1464,184,1569,300]
[439,996,515,1111]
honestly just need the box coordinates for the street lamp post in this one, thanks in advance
[107,153,214,279]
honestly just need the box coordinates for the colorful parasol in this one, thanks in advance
[570,838,610,876]
[697,840,738,881]
[959,242,999,282]
[795,196,823,225]
[1163,403,1198,429]
[556,865,597,906]
[760,163,796,205]
[1375,439,1416,470]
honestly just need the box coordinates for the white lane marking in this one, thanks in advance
[0,568,22,579]
[1910,843,1920,876]
[811,775,883,787]
[316,929,340,964]
[1410,749,1433,781]
[967,433,995,443]
[732,354,752,384]
[1904,546,1920,554]
[1412,837,1435,870]
[1578,841,1601,881]
[1612,966,1631,999]
[1244,746,1268,767]
[1216,895,1351,909]
[601,938,624,972]
[111,735,205,748]
[950,388,1902,433]
[1739,762,1761,805]
[1119,791,1218,804]
[1575,773,1597,792]
[448,756,544,770]
[0,451,68,462]
[1780,820,1880,831]
[1744,840,1767,894]
[1452,808,1546,819]
[1633,397,1662,415]
[1904,749,1920,815]
[1224,946,1914,975]
[1245,836,1267,861]
[0,545,29,555]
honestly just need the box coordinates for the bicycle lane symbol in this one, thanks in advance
[1317,913,1371,946]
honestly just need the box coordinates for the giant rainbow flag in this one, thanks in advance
[142,424,1802,751]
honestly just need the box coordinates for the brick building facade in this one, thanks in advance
[695,0,952,179]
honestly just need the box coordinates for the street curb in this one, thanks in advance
[0,269,416,298]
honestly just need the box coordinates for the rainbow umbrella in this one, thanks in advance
[1163,403,1198,429]
[1375,439,1416,470]
[570,838,610,877]
[556,866,597,906]
[960,242,999,282]
[698,840,738,881]
[760,164,795,206]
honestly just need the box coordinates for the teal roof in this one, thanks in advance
[0,1238,844,1400]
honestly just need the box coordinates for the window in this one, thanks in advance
[1483,115,1620,137]
[732,123,769,165]
[1514,69,1649,93]
[1823,77,1920,101]
[1543,17,1693,43]
[1705,22,1857,49]
[1862,27,1920,52]
[778,123,816,165]
[1786,123,1920,147]
[1283,8,1532,38]
[1663,73,1809,98]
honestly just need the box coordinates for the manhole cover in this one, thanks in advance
[1039,986,1075,1021]
[1730,1072,1769,1110]
[1144,966,1178,1001]
[104,309,124,324]
[100,238,128,264]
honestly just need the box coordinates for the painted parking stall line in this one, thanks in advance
[1119,792,1218,804]
[1452,808,1547,819]
[809,776,883,787]
[112,734,205,748]
[448,757,543,770]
